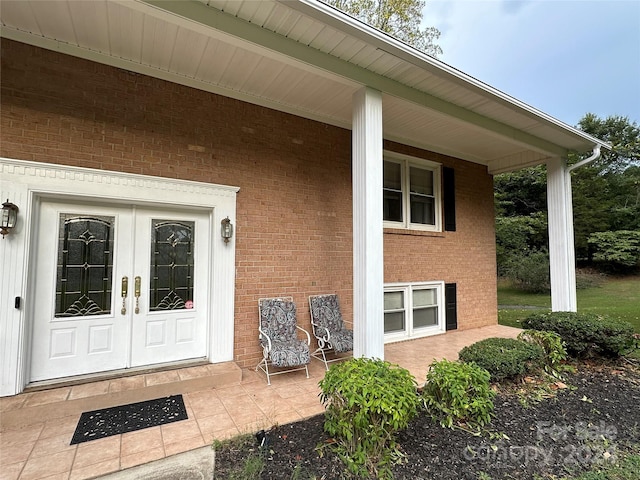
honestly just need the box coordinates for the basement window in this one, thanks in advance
[384,282,445,342]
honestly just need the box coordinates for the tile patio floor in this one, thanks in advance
[0,324,520,480]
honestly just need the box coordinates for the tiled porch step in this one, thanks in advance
[1,361,242,431]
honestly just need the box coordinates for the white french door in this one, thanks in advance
[30,200,210,382]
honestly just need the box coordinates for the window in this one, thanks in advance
[383,154,442,231]
[384,282,444,341]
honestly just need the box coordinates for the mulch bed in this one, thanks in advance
[213,360,640,479]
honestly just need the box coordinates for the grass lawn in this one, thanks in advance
[497,275,640,332]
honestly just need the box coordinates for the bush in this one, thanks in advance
[422,359,495,431]
[522,312,635,358]
[502,249,550,293]
[517,330,567,378]
[318,358,420,479]
[458,337,544,381]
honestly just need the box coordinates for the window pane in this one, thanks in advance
[410,195,435,225]
[383,161,403,222]
[384,291,404,310]
[383,161,402,190]
[413,288,436,307]
[149,220,195,311]
[384,311,405,333]
[413,306,438,328]
[384,191,403,222]
[410,166,433,196]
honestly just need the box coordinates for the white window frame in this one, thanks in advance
[383,151,442,232]
[383,281,445,343]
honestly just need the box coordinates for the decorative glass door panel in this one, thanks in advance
[55,215,114,317]
[31,201,210,382]
[149,220,194,311]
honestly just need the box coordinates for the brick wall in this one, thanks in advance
[1,40,497,368]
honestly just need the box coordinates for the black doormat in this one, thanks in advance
[70,395,188,445]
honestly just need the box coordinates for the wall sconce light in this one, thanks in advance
[221,216,233,244]
[1,199,19,239]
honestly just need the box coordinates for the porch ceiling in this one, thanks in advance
[0,0,608,173]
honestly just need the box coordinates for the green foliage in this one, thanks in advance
[458,338,544,381]
[559,453,640,480]
[421,359,495,431]
[229,454,264,480]
[522,312,635,358]
[212,434,265,480]
[323,0,442,56]
[495,114,640,269]
[495,213,548,276]
[588,230,640,271]
[501,249,550,293]
[576,114,640,173]
[494,166,548,217]
[517,330,567,378]
[570,115,640,260]
[318,357,420,479]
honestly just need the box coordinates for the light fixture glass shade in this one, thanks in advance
[1,199,19,238]
[221,217,233,243]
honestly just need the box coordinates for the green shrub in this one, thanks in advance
[318,358,420,479]
[523,312,635,358]
[422,359,495,431]
[517,329,567,378]
[502,249,550,293]
[458,337,544,381]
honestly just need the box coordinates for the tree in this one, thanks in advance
[574,113,640,173]
[588,231,640,272]
[494,113,640,281]
[570,114,640,259]
[323,0,442,57]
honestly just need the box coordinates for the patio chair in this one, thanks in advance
[308,294,353,370]
[256,297,311,385]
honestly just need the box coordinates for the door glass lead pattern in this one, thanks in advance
[55,215,115,317]
[150,220,194,311]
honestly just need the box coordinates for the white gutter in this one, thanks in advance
[567,145,602,172]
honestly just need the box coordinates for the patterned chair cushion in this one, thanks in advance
[259,298,298,342]
[259,298,310,367]
[310,294,353,352]
[327,328,353,353]
[311,294,346,332]
[269,339,311,367]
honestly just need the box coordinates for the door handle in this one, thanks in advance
[121,276,128,315]
[134,276,141,314]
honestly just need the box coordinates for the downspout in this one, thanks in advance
[568,145,602,172]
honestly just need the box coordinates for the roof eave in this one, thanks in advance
[284,0,611,154]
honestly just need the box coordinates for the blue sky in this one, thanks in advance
[424,0,640,128]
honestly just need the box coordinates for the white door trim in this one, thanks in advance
[0,158,239,395]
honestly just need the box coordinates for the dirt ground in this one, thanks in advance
[213,360,640,479]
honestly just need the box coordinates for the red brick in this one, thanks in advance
[1,39,497,368]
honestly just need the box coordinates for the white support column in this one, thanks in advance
[547,157,577,312]
[352,87,385,359]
